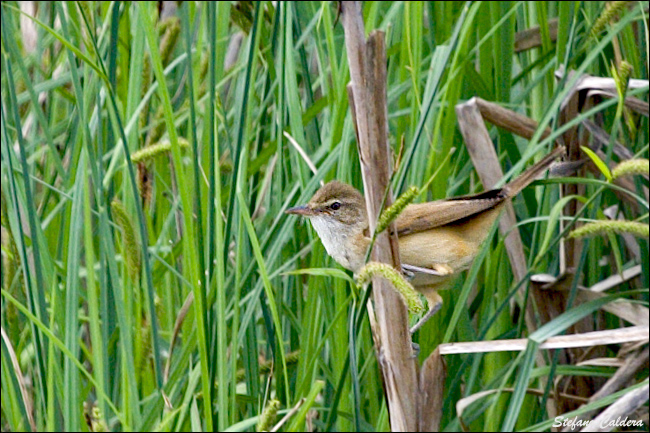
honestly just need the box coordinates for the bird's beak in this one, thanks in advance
[285,205,315,216]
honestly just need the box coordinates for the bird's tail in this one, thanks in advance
[504,146,565,197]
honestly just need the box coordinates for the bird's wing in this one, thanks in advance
[394,189,506,236]
[394,146,565,236]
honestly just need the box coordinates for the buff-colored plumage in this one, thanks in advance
[287,147,564,329]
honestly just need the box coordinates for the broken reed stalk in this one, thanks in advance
[340,2,442,431]
[455,96,556,419]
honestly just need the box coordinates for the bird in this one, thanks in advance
[286,146,564,332]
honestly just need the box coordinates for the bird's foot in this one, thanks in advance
[410,341,420,358]
[431,263,454,276]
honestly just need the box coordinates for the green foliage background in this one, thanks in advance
[1,1,647,431]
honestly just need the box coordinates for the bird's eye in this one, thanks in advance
[330,201,341,210]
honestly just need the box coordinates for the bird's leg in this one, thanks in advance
[410,290,443,334]
[402,263,454,277]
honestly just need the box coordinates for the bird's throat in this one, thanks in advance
[309,215,368,272]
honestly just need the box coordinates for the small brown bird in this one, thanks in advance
[287,147,564,332]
